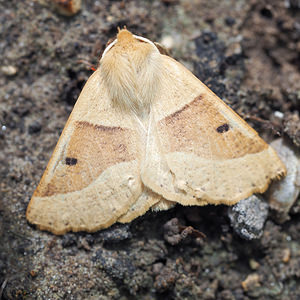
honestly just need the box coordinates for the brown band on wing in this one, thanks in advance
[78,121,124,132]
[158,95,267,160]
[35,121,138,197]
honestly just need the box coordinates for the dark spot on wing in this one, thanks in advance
[65,157,78,166]
[216,123,229,133]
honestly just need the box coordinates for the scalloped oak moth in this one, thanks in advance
[26,29,286,235]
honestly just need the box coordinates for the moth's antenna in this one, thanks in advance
[101,34,159,60]
[101,39,118,59]
[133,35,159,52]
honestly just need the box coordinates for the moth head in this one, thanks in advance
[101,28,159,60]
[100,29,162,116]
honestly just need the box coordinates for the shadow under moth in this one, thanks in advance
[26,29,286,235]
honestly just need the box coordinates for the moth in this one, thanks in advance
[26,29,286,235]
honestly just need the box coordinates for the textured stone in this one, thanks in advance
[228,195,269,240]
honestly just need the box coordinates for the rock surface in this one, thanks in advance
[228,195,269,240]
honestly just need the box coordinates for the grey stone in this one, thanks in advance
[228,195,269,240]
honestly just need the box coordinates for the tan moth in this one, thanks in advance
[26,29,286,235]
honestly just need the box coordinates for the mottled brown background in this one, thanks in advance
[1,0,300,299]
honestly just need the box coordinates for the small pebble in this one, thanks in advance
[267,138,300,223]
[160,35,174,50]
[225,16,236,26]
[228,195,269,240]
[30,270,38,278]
[249,259,260,270]
[52,0,81,16]
[241,273,260,291]
[274,111,284,119]
[1,65,18,76]
[282,248,291,263]
[152,262,164,275]
[28,121,42,134]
